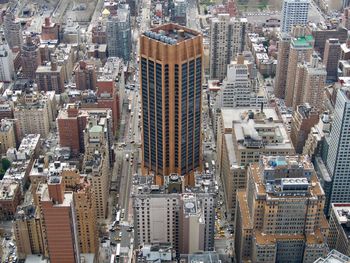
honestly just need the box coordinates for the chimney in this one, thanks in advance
[48,176,65,204]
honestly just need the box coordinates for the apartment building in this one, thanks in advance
[0,119,17,154]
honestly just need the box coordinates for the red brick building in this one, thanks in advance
[41,17,60,41]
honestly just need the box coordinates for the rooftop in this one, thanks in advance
[331,203,350,241]
[0,180,19,200]
[292,35,314,48]
[143,23,200,45]
[314,250,350,263]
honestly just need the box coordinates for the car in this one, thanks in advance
[111,242,117,246]
[127,228,133,232]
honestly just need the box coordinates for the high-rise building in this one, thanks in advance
[209,14,247,80]
[41,17,59,41]
[292,53,326,110]
[36,61,65,94]
[132,172,216,252]
[323,38,341,82]
[325,86,350,208]
[280,0,310,33]
[290,104,319,154]
[74,61,97,91]
[106,5,131,61]
[3,11,22,50]
[285,30,314,107]
[171,0,187,26]
[140,24,203,186]
[235,155,329,263]
[37,177,80,263]
[274,33,291,98]
[328,203,350,256]
[217,108,295,219]
[92,20,106,44]
[21,36,41,80]
[0,42,15,82]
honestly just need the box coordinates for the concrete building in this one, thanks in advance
[0,42,15,82]
[325,86,350,210]
[209,14,247,80]
[171,0,187,26]
[235,155,329,263]
[338,60,350,77]
[140,24,203,186]
[290,104,319,154]
[0,179,21,220]
[285,30,314,107]
[13,205,46,259]
[217,108,295,220]
[0,118,17,154]
[281,0,310,33]
[340,39,350,60]
[323,38,341,82]
[274,33,291,98]
[21,36,41,80]
[36,61,65,94]
[292,53,326,110]
[13,93,51,139]
[3,11,22,50]
[132,172,216,252]
[41,17,59,41]
[106,5,131,61]
[38,178,80,263]
[328,204,350,256]
[74,61,97,91]
[219,55,266,108]
[314,250,350,263]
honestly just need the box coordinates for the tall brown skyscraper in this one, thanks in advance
[21,36,41,79]
[323,38,341,81]
[140,24,203,186]
[274,32,291,98]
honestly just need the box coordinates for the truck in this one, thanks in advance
[126,154,129,161]
[128,104,132,112]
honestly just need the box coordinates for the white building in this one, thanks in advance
[281,0,310,33]
[0,42,15,82]
[209,14,247,80]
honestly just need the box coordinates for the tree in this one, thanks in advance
[1,158,11,171]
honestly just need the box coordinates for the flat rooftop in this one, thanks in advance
[143,23,200,45]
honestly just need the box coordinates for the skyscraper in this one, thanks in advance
[3,11,23,50]
[325,86,350,208]
[281,0,310,33]
[140,24,203,186]
[274,33,291,98]
[106,5,131,61]
[0,42,15,82]
[323,38,341,82]
[235,155,329,263]
[209,14,247,80]
[21,36,41,80]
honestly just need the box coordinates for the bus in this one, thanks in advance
[110,254,115,263]
[116,243,121,259]
[115,211,121,225]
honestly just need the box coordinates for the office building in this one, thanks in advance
[323,38,341,82]
[274,33,291,98]
[132,172,216,252]
[0,42,15,82]
[325,86,350,208]
[106,5,131,61]
[328,204,350,256]
[290,104,319,154]
[217,108,295,220]
[314,250,350,263]
[285,30,314,107]
[292,53,326,110]
[74,61,97,91]
[209,14,247,80]
[280,0,310,33]
[41,17,59,41]
[13,93,51,139]
[36,61,65,94]
[235,155,329,263]
[13,205,46,260]
[37,178,80,263]
[171,0,187,26]
[21,36,41,80]
[3,11,22,49]
[140,24,203,186]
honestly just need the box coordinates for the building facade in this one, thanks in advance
[281,0,310,33]
[0,42,15,82]
[21,36,41,80]
[140,24,203,186]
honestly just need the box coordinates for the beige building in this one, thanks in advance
[13,205,46,260]
[235,155,329,263]
[13,93,51,139]
[0,119,17,154]
[218,108,295,220]
[292,53,326,110]
[328,203,350,256]
[285,29,314,107]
